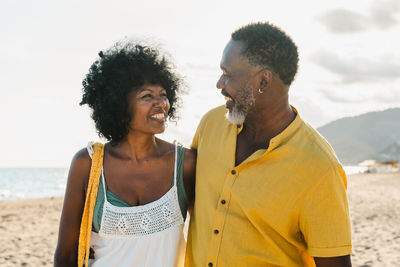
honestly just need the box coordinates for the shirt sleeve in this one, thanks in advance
[299,165,352,257]
[190,128,199,150]
[191,111,208,150]
[190,106,225,150]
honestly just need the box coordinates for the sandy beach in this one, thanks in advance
[347,172,400,266]
[0,197,63,266]
[1,172,399,267]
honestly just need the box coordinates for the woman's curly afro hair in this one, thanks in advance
[80,41,183,144]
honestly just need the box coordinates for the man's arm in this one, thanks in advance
[314,255,352,267]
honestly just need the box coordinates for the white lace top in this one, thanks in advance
[87,143,186,267]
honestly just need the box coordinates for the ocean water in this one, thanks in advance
[0,168,68,200]
[0,166,367,201]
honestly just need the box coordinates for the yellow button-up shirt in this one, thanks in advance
[185,106,352,267]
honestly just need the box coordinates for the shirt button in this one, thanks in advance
[221,199,226,204]
[231,170,236,175]
[214,229,219,234]
[208,262,213,267]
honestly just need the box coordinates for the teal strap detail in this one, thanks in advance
[92,176,130,233]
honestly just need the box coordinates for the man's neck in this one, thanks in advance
[234,102,295,166]
[242,102,295,145]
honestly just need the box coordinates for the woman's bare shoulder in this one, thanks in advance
[68,147,92,186]
[72,147,91,167]
[155,138,177,154]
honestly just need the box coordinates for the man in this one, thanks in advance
[186,22,352,267]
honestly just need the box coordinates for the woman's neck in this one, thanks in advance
[110,132,159,163]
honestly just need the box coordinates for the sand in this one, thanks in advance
[347,172,400,266]
[0,197,63,267]
[0,172,399,267]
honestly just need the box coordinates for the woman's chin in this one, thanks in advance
[152,125,166,135]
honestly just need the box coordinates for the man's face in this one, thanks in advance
[216,40,260,125]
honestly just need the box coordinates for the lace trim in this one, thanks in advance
[100,187,183,237]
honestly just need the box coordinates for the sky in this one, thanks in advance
[1,0,399,167]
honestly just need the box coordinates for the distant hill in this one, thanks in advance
[317,108,400,165]
[374,142,400,162]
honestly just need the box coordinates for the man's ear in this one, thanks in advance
[259,70,273,90]
[262,69,273,85]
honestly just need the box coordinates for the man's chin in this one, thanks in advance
[225,110,246,125]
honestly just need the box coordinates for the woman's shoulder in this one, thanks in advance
[155,138,177,154]
[156,138,196,158]
[67,147,92,187]
[72,147,92,165]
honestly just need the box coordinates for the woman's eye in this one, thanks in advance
[142,94,153,99]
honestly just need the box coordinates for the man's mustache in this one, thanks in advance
[221,89,233,100]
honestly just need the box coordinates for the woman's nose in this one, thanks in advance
[154,96,168,108]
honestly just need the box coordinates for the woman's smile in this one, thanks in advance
[149,112,166,123]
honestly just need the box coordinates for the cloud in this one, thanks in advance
[311,50,400,83]
[370,0,400,29]
[316,9,369,34]
[317,0,400,34]
[320,90,364,104]
[320,86,400,105]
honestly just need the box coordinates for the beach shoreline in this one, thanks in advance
[1,172,399,267]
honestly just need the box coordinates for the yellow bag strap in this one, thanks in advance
[77,142,104,267]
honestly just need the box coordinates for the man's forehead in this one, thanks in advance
[221,40,244,64]
[220,39,252,71]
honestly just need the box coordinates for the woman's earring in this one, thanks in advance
[258,88,263,94]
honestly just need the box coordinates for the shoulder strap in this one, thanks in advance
[172,144,178,186]
[78,142,104,267]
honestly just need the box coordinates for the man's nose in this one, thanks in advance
[216,75,225,90]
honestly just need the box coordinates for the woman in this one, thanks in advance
[54,42,196,266]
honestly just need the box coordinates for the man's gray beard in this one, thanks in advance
[225,86,255,125]
[226,104,247,125]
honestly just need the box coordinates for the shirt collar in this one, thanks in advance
[235,105,303,151]
[267,106,302,152]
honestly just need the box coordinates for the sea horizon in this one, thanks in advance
[0,166,368,201]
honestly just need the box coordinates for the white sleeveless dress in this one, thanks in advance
[87,144,186,267]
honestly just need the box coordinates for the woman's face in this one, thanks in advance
[128,83,170,135]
